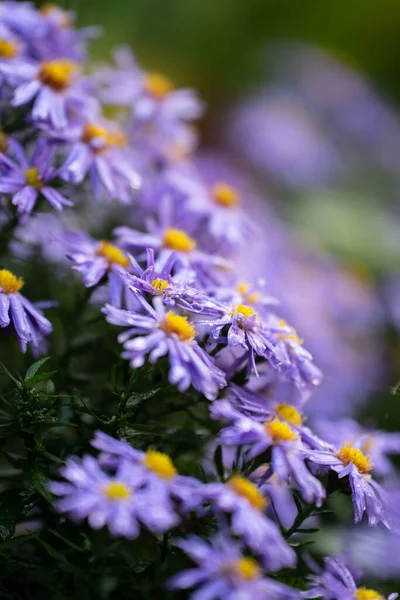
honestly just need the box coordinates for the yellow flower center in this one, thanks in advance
[355,588,383,600]
[0,269,24,294]
[233,557,261,581]
[102,481,131,501]
[162,228,196,253]
[337,443,373,474]
[82,123,126,149]
[160,311,197,342]
[0,38,17,59]
[151,278,170,294]
[25,167,44,190]
[228,475,267,511]
[277,319,303,345]
[275,404,304,428]
[210,182,239,208]
[232,304,256,319]
[96,241,130,268]
[143,450,177,480]
[236,282,261,304]
[145,72,174,99]
[38,59,77,92]
[265,417,298,442]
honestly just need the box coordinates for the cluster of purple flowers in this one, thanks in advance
[0,4,398,598]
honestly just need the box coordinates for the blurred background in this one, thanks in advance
[36,0,400,590]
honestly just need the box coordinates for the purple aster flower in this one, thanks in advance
[62,230,137,308]
[103,298,226,400]
[94,45,203,160]
[168,534,299,599]
[166,164,253,251]
[303,556,398,600]
[58,118,141,202]
[0,138,71,214]
[49,453,179,539]
[91,431,206,512]
[194,474,296,570]
[7,57,95,128]
[124,249,221,316]
[210,400,326,507]
[305,442,397,529]
[200,302,278,376]
[0,267,52,353]
[314,418,400,477]
[114,196,231,285]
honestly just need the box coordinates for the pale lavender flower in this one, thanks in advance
[210,400,326,507]
[200,302,278,377]
[103,298,226,400]
[124,249,221,315]
[94,45,203,160]
[0,267,52,353]
[166,163,253,251]
[0,138,71,214]
[114,195,231,284]
[7,57,95,128]
[314,418,400,477]
[193,474,296,570]
[49,453,179,539]
[303,556,398,599]
[63,230,136,308]
[168,534,299,599]
[91,431,206,512]
[58,117,141,202]
[305,443,397,529]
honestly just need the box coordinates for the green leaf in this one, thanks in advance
[126,388,160,408]
[25,466,53,503]
[0,363,21,387]
[25,371,57,388]
[25,357,50,381]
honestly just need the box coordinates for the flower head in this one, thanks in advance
[0,139,71,214]
[168,534,299,599]
[103,298,226,400]
[0,267,52,353]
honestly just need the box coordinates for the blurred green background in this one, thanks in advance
[73,0,400,105]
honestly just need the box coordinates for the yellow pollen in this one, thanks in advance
[96,241,129,268]
[38,60,77,92]
[210,182,239,208]
[103,481,131,501]
[275,404,304,428]
[82,122,108,144]
[160,311,197,342]
[25,167,43,190]
[151,278,170,294]
[145,72,174,99]
[0,39,17,59]
[143,450,177,480]
[233,304,256,319]
[337,443,373,474]
[277,319,303,345]
[233,557,261,581]
[265,417,298,442]
[355,588,383,600]
[228,475,267,511]
[0,269,24,294]
[163,228,196,253]
[82,123,126,149]
[236,282,261,304]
